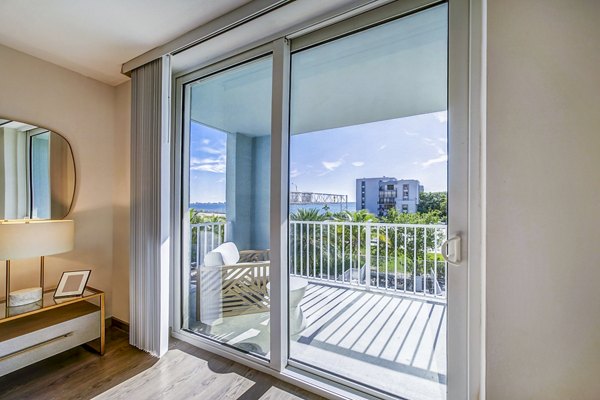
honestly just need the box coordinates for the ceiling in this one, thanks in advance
[189,4,446,136]
[0,0,252,86]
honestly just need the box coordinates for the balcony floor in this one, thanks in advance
[188,282,447,400]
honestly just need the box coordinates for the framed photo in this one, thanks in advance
[54,270,91,298]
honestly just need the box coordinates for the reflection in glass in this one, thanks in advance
[31,132,50,218]
[0,119,75,220]
[183,56,273,358]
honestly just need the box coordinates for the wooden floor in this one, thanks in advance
[0,327,322,400]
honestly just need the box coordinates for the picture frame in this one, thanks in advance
[54,270,91,298]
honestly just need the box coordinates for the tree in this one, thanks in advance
[190,209,226,224]
[377,208,446,279]
[333,209,378,223]
[417,192,447,222]
[290,208,327,221]
[189,209,226,265]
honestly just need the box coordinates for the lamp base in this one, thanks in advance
[9,287,42,307]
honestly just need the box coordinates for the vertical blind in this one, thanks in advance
[130,56,171,357]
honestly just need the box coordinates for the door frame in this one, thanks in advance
[169,0,485,398]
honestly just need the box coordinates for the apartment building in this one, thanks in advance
[356,177,423,216]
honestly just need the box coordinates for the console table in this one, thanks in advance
[0,287,104,376]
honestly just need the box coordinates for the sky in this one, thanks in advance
[189,123,227,203]
[189,111,447,203]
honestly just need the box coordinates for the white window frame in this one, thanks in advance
[169,0,485,398]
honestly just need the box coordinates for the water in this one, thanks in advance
[190,202,226,214]
[191,202,357,215]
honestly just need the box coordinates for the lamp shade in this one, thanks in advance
[0,220,74,260]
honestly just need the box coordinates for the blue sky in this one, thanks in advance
[189,111,447,203]
[189,123,227,203]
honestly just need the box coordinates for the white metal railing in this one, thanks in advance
[191,222,227,269]
[289,221,447,298]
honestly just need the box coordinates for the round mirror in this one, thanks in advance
[0,118,75,220]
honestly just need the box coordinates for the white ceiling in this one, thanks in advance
[0,0,252,86]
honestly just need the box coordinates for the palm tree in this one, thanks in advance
[189,209,226,265]
[190,209,226,224]
[289,208,329,277]
[290,208,327,221]
[333,209,378,223]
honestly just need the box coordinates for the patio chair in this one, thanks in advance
[196,242,270,326]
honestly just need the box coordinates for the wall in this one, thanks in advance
[112,81,131,322]
[225,133,271,251]
[251,135,270,250]
[487,1,600,398]
[0,43,130,319]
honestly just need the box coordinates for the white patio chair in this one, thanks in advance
[196,242,270,326]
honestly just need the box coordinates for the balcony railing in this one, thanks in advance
[290,221,447,298]
[191,222,227,268]
[190,220,447,299]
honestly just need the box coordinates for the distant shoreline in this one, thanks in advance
[190,202,357,214]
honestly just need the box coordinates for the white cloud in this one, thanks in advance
[290,168,301,178]
[421,154,448,168]
[200,146,223,155]
[202,139,210,145]
[423,138,436,146]
[190,155,226,173]
[352,161,365,167]
[433,111,448,123]
[379,144,387,150]
[322,159,344,171]
[403,129,419,136]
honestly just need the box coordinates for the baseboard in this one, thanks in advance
[110,317,130,334]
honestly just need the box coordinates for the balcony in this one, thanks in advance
[188,220,448,400]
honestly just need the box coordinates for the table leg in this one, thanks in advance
[100,293,105,355]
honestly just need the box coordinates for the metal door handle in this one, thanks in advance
[441,235,461,265]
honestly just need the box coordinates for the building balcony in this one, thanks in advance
[188,220,448,400]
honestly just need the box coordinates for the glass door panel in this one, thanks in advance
[182,56,273,358]
[288,4,448,399]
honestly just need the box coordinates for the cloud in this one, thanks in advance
[290,168,301,178]
[190,155,226,173]
[422,138,436,146]
[378,144,387,151]
[433,111,448,123]
[202,139,210,145]
[421,154,448,168]
[322,159,344,171]
[403,129,420,136]
[352,161,365,167]
[200,146,223,155]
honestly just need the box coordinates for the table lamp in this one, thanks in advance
[0,220,74,306]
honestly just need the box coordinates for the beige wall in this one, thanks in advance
[112,81,131,322]
[487,1,600,398]
[0,43,130,319]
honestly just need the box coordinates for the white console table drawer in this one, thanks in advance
[0,300,102,377]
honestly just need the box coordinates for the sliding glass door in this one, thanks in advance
[180,55,273,358]
[174,1,471,398]
[287,5,449,399]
